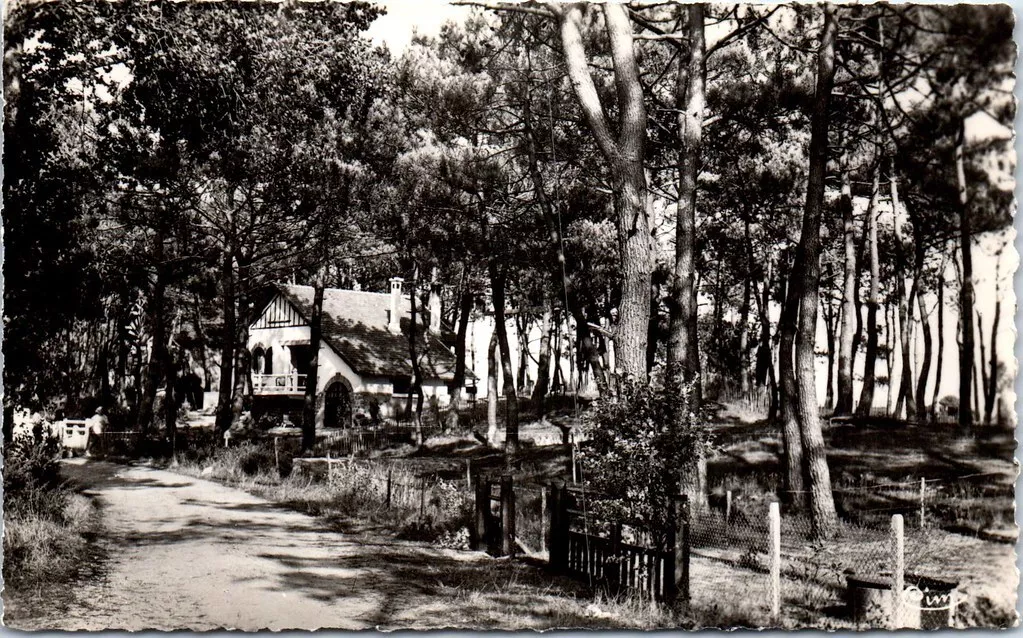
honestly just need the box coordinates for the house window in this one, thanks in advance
[391,376,411,396]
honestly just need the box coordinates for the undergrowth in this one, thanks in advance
[3,434,99,610]
[173,441,473,546]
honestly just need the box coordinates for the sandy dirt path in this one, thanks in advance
[11,460,507,631]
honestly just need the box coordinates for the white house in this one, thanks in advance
[246,279,461,429]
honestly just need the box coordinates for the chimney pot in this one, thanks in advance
[388,277,403,333]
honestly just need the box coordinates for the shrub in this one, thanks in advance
[238,446,277,476]
[3,434,97,600]
[4,433,63,496]
[578,367,712,547]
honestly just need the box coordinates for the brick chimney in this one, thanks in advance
[388,277,403,333]
[428,285,442,335]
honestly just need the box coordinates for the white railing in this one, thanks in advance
[252,373,308,394]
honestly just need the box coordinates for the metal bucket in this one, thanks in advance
[846,574,919,629]
[847,573,959,630]
[905,574,960,630]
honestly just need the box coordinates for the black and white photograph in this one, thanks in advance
[1,0,1018,630]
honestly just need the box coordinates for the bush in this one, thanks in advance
[4,433,63,496]
[578,367,712,546]
[3,434,97,600]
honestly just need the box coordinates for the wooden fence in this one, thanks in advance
[472,475,691,608]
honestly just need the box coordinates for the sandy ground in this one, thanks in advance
[8,460,508,631]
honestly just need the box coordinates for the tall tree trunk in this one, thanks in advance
[777,255,804,504]
[752,263,780,420]
[855,174,881,416]
[985,292,1001,425]
[738,219,753,395]
[886,302,898,415]
[890,165,916,421]
[302,284,324,453]
[972,312,982,419]
[408,274,425,446]
[975,308,987,418]
[711,266,725,379]
[755,257,773,388]
[738,277,752,394]
[955,119,974,429]
[670,4,707,512]
[930,268,945,421]
[489,263,518,454]
[835,152,858,414]
[138,229,167,433]
[851,227,867,368]
[793,4,839,538]
[558,3,652,381]
[531,305,554,414]
[215,246,236,434]
[822,297,836,411]
[516,313,530,396]
[915,289,933,419]
[486,329,499,446]
[573,309,608,395]
[162,314,178,455]
[230,258,250,428]
[551,313,565,395]
[447,278,473,431]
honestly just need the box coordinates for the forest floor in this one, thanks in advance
[3,459,665,631]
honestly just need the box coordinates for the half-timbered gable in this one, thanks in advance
[247,281,462,429]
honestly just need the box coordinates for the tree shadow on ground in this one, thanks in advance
[251,537,630,629]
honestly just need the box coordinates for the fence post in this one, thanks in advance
[891,514,905,629]
[726,490,733,523]
[472,476,488,551]
[386,468,392,508]
[608,522,623,592]
[419,477,426,522]
[500,474,516,557]
[666,498,678,605]
[548,481,568,570]
[665,495,686,609]
[570,440,578,484]
[540,487,548,555]
[678,495,691,611]
[919,478,925,529]
[466,459,472,490]
[769,502,781,624]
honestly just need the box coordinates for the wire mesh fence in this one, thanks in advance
[682,498,986,629]
[688,505,775,626]
[286,449,1011,628]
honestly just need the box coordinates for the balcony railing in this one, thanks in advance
[253,373,308,395]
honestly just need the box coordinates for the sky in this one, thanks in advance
[365,0,470,54]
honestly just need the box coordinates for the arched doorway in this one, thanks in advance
[324,381,352,430]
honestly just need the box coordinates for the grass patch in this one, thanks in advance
[3,435,101,621]
[172,441,474,546]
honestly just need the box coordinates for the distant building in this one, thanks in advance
[246,280,461,429]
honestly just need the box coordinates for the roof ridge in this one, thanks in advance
[278,282,398,298]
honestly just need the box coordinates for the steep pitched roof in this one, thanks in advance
[272,283,462,381]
